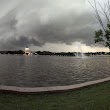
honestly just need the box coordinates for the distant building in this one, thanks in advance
[25,46,31,55]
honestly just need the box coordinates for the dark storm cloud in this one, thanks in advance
[10,36,44,47]
[0,36,44,50]
[34,11,97,45]
[0,0,99,50]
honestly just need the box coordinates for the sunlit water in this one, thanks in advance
[0,55,110,87]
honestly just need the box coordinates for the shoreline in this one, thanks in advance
[0,77,110,93]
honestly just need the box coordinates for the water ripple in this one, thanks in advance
[0,55,110,87]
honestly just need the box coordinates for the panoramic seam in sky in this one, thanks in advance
[0,0,109,52]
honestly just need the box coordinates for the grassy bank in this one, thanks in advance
[0,81,110,110]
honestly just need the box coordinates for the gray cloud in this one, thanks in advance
[0,0,100,50]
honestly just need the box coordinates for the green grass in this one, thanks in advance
[0,81,110,110]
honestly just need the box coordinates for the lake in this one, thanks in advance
[0,55,110,87]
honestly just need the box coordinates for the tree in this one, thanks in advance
[89,0,110,49]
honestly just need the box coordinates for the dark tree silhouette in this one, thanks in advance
[89,0,110,49]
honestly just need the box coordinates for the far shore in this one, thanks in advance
[0,50,110,56]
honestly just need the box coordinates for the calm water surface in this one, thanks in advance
[0,55,110,87]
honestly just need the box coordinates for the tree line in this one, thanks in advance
[34,51,110,56]
[0,50,110,56]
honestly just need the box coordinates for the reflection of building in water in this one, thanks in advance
[25,46,31,55]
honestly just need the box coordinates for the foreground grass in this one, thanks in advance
[0,82,110,110]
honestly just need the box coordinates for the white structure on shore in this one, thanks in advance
[25,46,31,55]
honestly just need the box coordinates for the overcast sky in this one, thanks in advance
[0,0,109,52]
